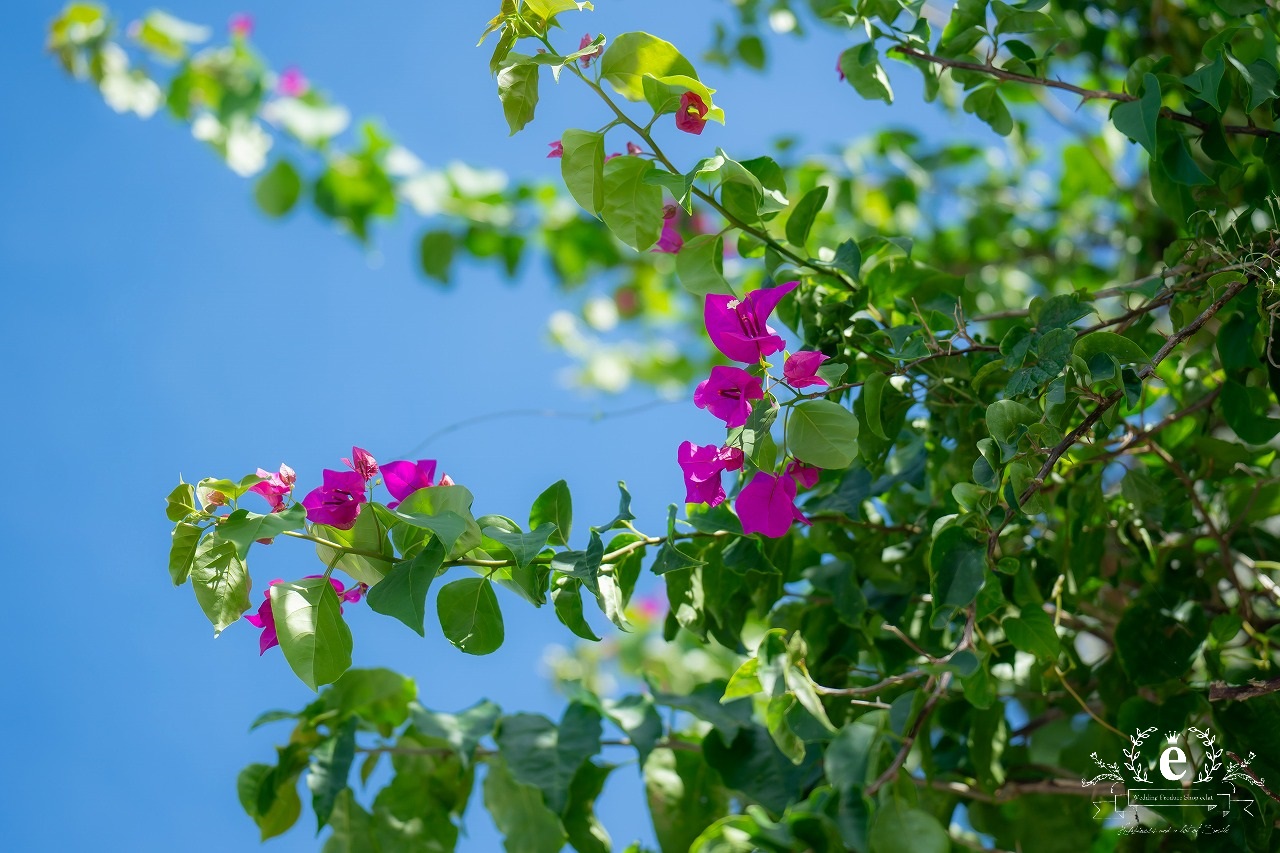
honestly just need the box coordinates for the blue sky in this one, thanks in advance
[0,2,1001,850]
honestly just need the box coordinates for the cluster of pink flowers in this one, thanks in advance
[239,446,454,653]
[292,446,454,528]
[679,281,833,538]
[228,12,253,38]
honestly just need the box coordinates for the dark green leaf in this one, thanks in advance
[367,536,447,636]
[531,479,573,547]
[437,577,504,655]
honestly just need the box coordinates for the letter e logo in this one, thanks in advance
[1160,746,1187,781]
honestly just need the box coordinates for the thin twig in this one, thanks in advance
[890,46,1280,140]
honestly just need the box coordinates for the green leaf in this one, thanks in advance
[238,763,302,841]
[562,761,613,853]
[524,0,593,23]
[323,789,376,853]
[869,803,950,853]
[1183,52,1226,111]
[644,747,728,853]
[601,155,664,251]
[1225,52,1279,112]
[272,578,354,691]
[1115,596,1208,685]
[316,507,395,586]
[561,129,606,216]
[391,485,483,558]
[600,694,663,763]
[437,577,504,655]
[254,159,302,217]
[1002,609,1060,661]
[599,32,697,102]
[420,230,456,284]
[484,522,556,569]
[991,1,1056,35]
[1222,380,1280,444]
[591,481,636,533]
[676,234,732,296]
[394,509,468,554]
[1075,330,1151,369]
[824,723,874,789]
[169,521,202,586]
[483,755,568,853]
[496,56,539,135]
[765,694,805,764]
[724,657,763,700]
[787,400,860,469]
[496,704,602,813]
[861,371,890,440]
[166,481,197,522]
[964,85,1013,136]
[190,538,251,635]
[324,668,418,730]
[553,577,601,641]
[937,0,988,55]
[838,43,893,104]
[784,186,828,249]
[650,542,705,575]
[1111,73,1161,156]
[831,239,862,281]
[308,717,357,830]
[366,537,447,636]
[531,480,573,547]
[929,525,986,620]
[216,504,307,559]
[411,699,502,766]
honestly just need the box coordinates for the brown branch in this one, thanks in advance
[890,46,1280,140]
[817,669,929,697]
[914,775,1126,804]
[1017,279,1249,506]
[1209,676,1280,702]
[1225,750,1280,806]
[866,673,953,795]
[1099,386,1221,459]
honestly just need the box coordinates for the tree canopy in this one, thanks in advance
[52,0,1280,850]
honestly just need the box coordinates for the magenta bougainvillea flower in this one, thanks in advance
[301,469,367,529]
[655,207,684,254]
[836,55,845,82]
[704,280,798,364]
[693,366,765,428]
[342,446,379,481]
[655,219,683,253]
[736,471,809,538]
[786,459,821,489]
[245,576,363,655]
[249,463,296,512]
[783,350,831,388]
[229,13,253,38]
[547,140,563,158]
[277,67,309,97]
[578,33,603,68]
[626,141,644,155]
[676,92,709,135]
[380,458,451,509]
[677,441,744,506]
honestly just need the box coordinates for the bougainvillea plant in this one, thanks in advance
[54,0,1280,850]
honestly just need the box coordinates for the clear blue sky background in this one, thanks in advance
[0,2,1003,850]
